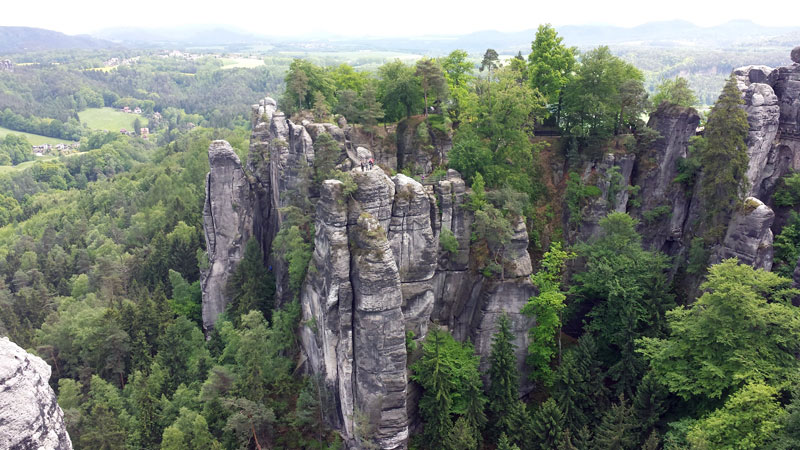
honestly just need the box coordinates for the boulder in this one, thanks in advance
[0,337,73,450]
[792,46,800,64]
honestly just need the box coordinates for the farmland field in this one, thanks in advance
[79,107,140,131]
[0,126,73,145]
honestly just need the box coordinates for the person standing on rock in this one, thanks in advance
[369,158,374,170]
[360,158,365,171]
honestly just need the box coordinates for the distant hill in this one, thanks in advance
[93,25,267,47]
[0,27,113,53]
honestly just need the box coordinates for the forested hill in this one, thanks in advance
[0,27,113,53]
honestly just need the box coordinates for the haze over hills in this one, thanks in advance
[90,19,800,53]
[0,27,113,53]
[1,20,798,55]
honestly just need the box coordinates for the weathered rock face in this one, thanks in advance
[632,103,700,254]
[0,337,73,450]
[711,197,775,271]
[201,140,252,330]
[396,118,452,174]
[203,98,536,448]
[570,152,636,244]
[298,167,537,448]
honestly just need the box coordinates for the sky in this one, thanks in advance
[2,0,800,37]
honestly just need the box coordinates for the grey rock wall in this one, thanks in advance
[0,337,73,450]
[201,140,252,331]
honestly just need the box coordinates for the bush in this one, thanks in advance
[439,228,459,255]
[642,205,672,225]
[773,172,800,207]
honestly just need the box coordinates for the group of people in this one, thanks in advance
[360,157,374,171]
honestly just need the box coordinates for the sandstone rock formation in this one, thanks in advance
[0,337,73,450]
[711,197,775,270]
[201,140,252,330]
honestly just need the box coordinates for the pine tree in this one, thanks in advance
[697,74,750,231]
[488,313,521,440]
[464,372,487,444]
[557,428,579,450]
[226,238,275,326]
[498,432,522,450]
[633,375,669,438]
[553,335,608,432]
[593,394,638,450]
[415,326,454,443]
[446,416,479,450]
[531,398,564,450]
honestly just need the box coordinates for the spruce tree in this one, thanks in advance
[531,398,564,450]
[488,313,521,440]
[226,238,275,326]
[497,432,522,450]
[697,74,750,232]
[593,394,638,450]
[415,326,454,443]
[553,335,608,432]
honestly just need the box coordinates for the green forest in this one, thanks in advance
[1,22,800,450]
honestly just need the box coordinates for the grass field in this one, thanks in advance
[220,57,265,69]
[0,126,72,145]
[0,156,58,174]
[79,107,140,131]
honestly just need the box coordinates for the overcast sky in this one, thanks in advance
[3,0,800,37]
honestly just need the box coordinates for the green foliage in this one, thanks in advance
[593,394,638,450]
[523,242,573,384]
[772,385,800,449]
[415,58,448,115]
[272,212,313,299]
[572,213,673,396]
[410,326,486,445]
[696,75,750,228]
[168,269,202,324]
[161,407,221,450]
[226,238,276,326]
[772,211,800,278]
[553,335,609,433]
[642,205,672,225]
[528,24,577,119]
[0,134,34,165]
[652,76,698,109]
[439,227,459,255]
[560,46,648,153]
[283,59,336,114]
[686,383,784,449]
[449,66,547,208]
[565,172,602,226]
[441,50,475,122]
[773,171,800,207]
[638,259,800,402]
[487,314,522,440]
[496,432,521,450]
[530,398,565,449]
[378,60,423,121]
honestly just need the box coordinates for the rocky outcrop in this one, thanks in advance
[396,118,452,174]
[203,98,536,448]
[0,337,72,450]
[571,153,636,243]
[711,197,775,271]
[632,103,700,254]
[201,140,252,330]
